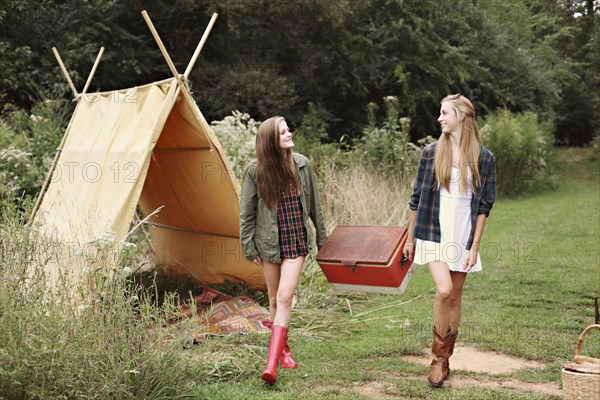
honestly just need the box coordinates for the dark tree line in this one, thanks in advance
[1,0,598,144]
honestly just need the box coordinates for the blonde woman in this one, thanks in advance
[404,94,496,387]
[240,116,327,384]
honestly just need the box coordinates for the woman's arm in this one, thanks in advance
[404,146,432,258]
[239,168,260,262]
[464,214,487,271]
[307,162,327,248]
[404,209,417,259]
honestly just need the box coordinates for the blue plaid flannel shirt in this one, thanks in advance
[408,141,496,250]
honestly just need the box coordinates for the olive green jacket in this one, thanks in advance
[239,153,327,263]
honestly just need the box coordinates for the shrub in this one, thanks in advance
[293,102,347,170]
[588,132,600,162]
[480,109,555,196]
[210,111,259,181]
[0,93,72,209]
[356,96,421,180]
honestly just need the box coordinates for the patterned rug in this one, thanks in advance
[176,287,270,339]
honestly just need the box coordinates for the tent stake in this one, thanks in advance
[183,12,218,79]
[82,47,105,96]
[52,47,79,99]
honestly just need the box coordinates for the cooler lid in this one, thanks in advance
[316,225,407,265]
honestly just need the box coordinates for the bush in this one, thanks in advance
[210,111,259,182]
[0,92,72,210]
[480,109,555,196]
[588,132,600,162]
[293,102,347,170]
[356,96,421,180]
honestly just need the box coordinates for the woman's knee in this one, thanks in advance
[276,290,294,309]
[435,285,453,302]
[269,296,278,310]
[449,293,462,309]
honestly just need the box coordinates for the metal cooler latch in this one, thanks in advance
[342,260,358,272]
[399,255,409,269]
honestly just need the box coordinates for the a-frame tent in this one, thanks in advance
[30,12,265,290]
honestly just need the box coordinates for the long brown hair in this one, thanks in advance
[256,116,300,209]
[434,94,481,194]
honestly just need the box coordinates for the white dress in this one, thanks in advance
[413,166,482,273]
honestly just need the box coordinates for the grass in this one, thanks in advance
[185,147,599,399]
[1,147,597,399]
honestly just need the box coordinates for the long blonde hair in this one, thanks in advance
[433,94,481,194]
[255,116,300,209]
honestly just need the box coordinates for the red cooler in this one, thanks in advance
[316,225,415,294]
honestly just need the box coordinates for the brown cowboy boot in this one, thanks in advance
[428,326,458,387]
[446,327,458,376]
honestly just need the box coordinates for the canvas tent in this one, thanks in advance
[30,12,265,290]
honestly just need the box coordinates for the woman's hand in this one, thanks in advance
[252,256,263,266]
[463,244,479,271]
[403,241,415,260]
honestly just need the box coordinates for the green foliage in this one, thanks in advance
[293,102,346,169]
[356,96,421,177]
[588,132,600,161]
[480,109,556,196]
[0,93,71,206]
[2,0,593,144]
[210,111,259,181]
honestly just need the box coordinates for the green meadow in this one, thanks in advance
[189,148,599,400]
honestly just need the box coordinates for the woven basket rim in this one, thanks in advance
[562,367,600,376]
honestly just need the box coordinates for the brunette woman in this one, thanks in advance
[404,94,496,387]
[240,116,327,384]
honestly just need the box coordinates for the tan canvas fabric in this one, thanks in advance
[34,78,264,290]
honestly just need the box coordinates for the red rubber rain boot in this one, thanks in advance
[261,325,287,384]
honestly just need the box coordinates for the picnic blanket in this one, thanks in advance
[177,287,270,339]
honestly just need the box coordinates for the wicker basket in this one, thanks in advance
[562,324,600,400]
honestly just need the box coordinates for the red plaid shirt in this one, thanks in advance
[277,191,309,259]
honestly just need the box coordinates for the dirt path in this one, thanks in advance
[352,345,561,398]
[401,344,545,374]
[399,345,560,397]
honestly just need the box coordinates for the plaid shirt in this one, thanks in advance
[277,191,309,259]
[408,141,496,250]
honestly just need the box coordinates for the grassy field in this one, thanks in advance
[188,148,599,399]
[1,148,597,399]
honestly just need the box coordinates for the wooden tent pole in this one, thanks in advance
[183,12,218,79]
[141,10,188,91]
[29,48,84,224]
[52,47,79,99]
[27,104,80,226]
[82,47,104,95]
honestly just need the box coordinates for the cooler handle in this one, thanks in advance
[342,260,358,272]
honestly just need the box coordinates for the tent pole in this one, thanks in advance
[52,47,79,99]
[82,47,105,95]
[27,103,80,226]
[30,48,82,225]
[183,12,218,79]
[141,10,188,92]
[141,9,206,136]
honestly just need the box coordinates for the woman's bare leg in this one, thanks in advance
[273,256,305,326]
[428,261,453,333]
[262,261,281,322]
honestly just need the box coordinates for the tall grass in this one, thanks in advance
[0,205,201,400]
[319,162,412,229]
